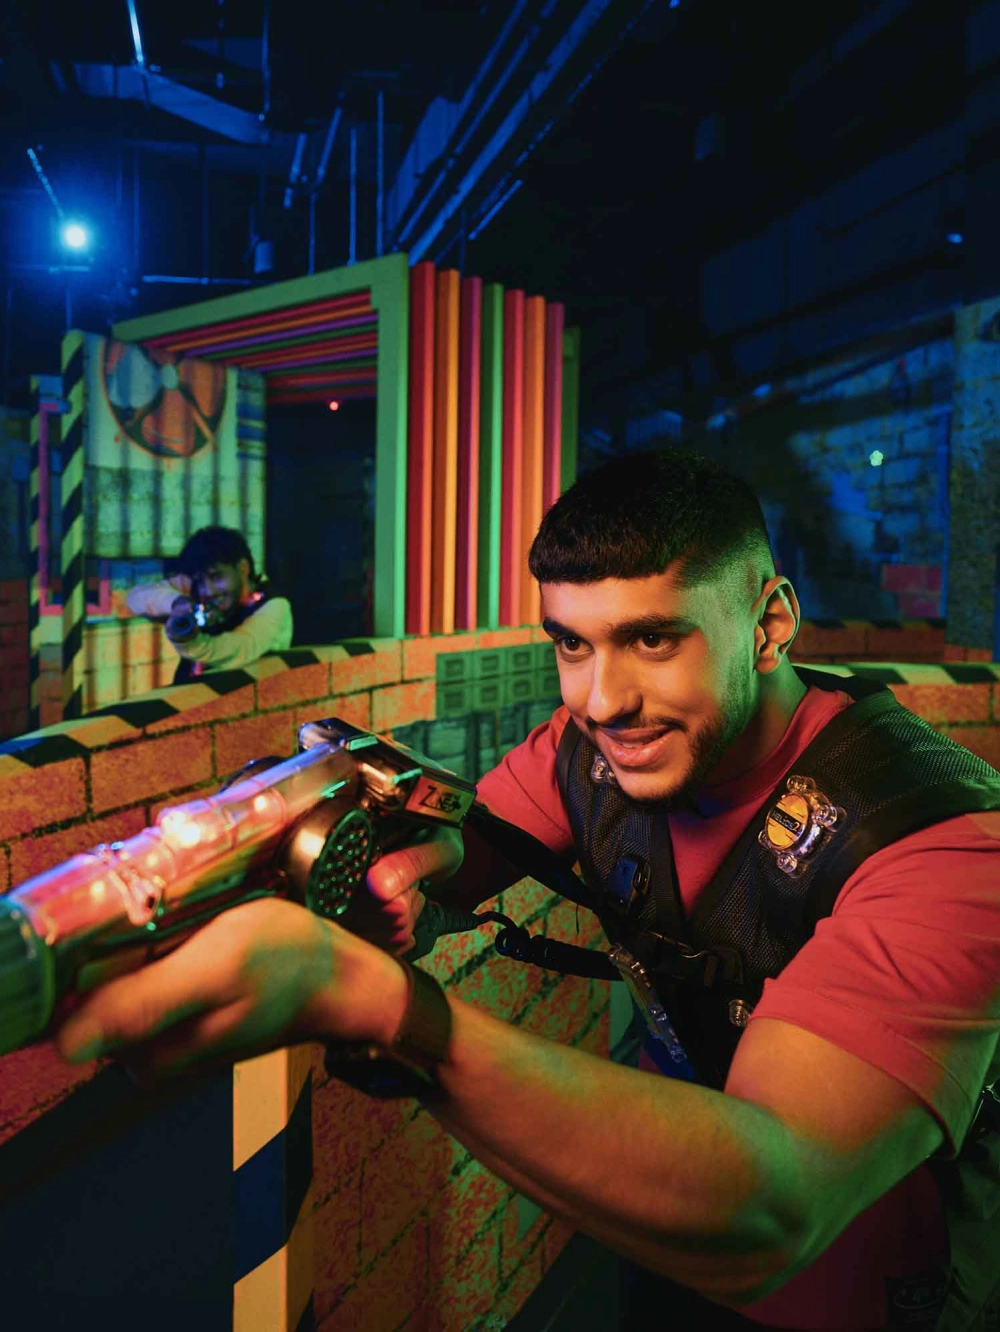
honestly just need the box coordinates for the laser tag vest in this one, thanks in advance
[173,583,276,685]
[555,666,1000,1329]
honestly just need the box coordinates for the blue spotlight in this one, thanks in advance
[61,221,90,251]
[946,232,964,245]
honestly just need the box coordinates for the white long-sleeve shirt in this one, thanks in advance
[126,580,294,672]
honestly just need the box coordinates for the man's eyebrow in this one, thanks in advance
[610,614,695,638]
[541,614,695,639]
[542,617,573,638]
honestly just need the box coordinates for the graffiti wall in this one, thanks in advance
[31,334,267,725]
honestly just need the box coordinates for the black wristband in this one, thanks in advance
[323,963,452,1099]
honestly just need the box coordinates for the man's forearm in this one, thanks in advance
[423,996,810,1302]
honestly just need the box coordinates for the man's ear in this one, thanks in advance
[752,576,800,674]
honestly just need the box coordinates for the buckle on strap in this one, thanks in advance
[634,932,745,988]
[607,945,690,1065]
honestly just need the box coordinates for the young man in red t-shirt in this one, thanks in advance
[56,450,1000,1331]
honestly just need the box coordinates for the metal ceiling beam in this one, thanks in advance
[393,0,667,262]
[71,62,298,152]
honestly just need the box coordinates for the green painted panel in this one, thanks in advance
[437,651,471,683]
[533,639,555,669]
[369,254,410,638]
[111,254,402,342]
[477,284,504,629]
[472,648,505,680]
[561,326,580,494]
[535,665,561,700]
[472,678,504,711]
[503,672,537,705]
[505,644,535,675]
[436,681,472,718]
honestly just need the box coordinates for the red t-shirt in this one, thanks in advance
[477,687,1000,1331]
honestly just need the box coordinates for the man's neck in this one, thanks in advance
[704,662,808,790]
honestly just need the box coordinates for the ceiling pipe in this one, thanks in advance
[408,0,663,262]
[125,0,146,70]
[283,132,307,209]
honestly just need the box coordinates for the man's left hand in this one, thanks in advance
[55,898,407,1083]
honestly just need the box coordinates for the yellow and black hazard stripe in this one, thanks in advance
[232,1045,316,1332]
[28,376,43,732]
[0,643,376,765]
[60,331,87,721]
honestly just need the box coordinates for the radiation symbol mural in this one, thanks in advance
[102,340,227,459]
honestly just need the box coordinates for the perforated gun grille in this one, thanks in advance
[306,809,375,919]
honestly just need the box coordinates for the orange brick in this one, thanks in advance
[0,758,86,841]
[943,645,968,662]
[492,1245,545,1326]
[0,579,28,605]
[314,1170,362,1323]
[312,1077,413,1203]
[213,710,297,780]
[427,1159,508,1276]
[257,662,331,710]
[320,1218,428,1332]
[889,683,991,725]
[500,1193,546,1282]
[941,725,1000,769]
[371,680,436,732]
[402,633,475,681]
[426,1226,501,1332]
[576,1006,611,1058]
[543,899,596,947]
[475,628,534,649]
[0,1041,98,1150]
[865,626,944,660]
[793,622,867,659]
[90,731,213,813]
[968,648,994,663]
[145,684,257,734]
[329,643,402,695]
[10,806,148,885]
[451,950,540,1023]
[420,928,497,988]
[361,1111,460,1264]
[296,692,372,735]
[500,878,555,924]
[516,973,592,1045]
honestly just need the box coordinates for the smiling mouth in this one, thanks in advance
[598,725,681,770]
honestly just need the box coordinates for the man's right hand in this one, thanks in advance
[339,826,465,955]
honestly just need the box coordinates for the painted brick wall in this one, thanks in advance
[0,640,999,1329]
[0,627,602,1331]
[950,297,1000,651]
[691,339,955,623]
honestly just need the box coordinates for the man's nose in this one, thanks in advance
[586,654,640,727]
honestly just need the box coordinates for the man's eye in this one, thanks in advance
[638,633,675,650]
[558,636,583,653]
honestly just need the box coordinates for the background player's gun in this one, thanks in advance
[0,719,480,1058]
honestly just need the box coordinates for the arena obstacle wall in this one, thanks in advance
[24,254,581,733]
[1,640,999,1329]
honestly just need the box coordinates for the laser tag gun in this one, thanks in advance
[0,719,607,1060]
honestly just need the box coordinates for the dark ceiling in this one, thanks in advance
[0,0,977,421]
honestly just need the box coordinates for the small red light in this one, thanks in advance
[328,400,340,412]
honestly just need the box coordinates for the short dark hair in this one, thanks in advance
[528,448,774,587]
[177,526,256,580]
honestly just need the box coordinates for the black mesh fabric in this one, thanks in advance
[700,703,1000,991]
[560,690,1000,1087]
